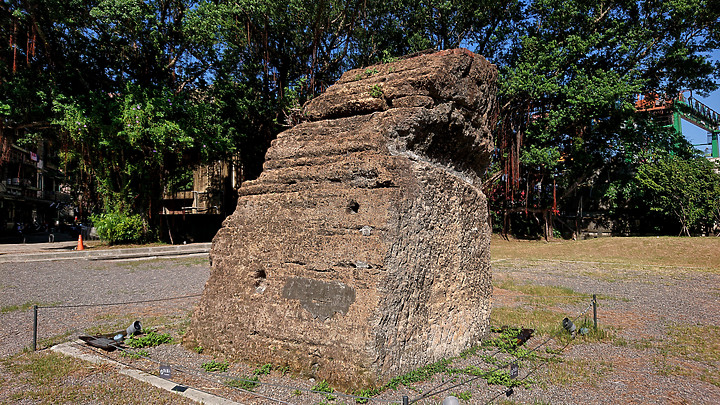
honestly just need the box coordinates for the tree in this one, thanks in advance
[490,0,720,238]
[634,155,720,236]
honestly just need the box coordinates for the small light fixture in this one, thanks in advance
[442,396,460,405]
[562,317,576,335]
[126,320,142,337]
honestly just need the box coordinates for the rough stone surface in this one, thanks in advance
[185,49,497,389]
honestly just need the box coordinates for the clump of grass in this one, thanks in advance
[201,360,229,372]
[124,331,173,348]
[665,324,720,363]
[493,277,588,305]
[490,306,560,336]
[120,349,149,359]
[541,358,613,387]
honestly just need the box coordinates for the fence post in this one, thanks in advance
[592,294,597,330]
[402,395,409,405]
[33,305,38,351]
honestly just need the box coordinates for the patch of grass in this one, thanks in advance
[201,360,229,372]
[369,84,384,98]
[36,330,75,349]
[493,277,588,305]
[1,301,59,314]
[2,351,84,385]
[541,357,614,387]
[2,351,194,403]
[491,235,720,271]
[226,375,259,391]
[120,349,149,359]
[665,324,720,364]
[452,390,472,401]
[125,331,173,348]
[490,306,562,336]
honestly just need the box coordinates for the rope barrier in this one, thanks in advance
[36,293,202,309]
[33,284,599,404]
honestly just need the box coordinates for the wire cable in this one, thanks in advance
[411,300,594,403]
[36,293,202,309]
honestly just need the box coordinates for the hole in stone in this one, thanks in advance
[253,269,267,287]
[347,200,360,213]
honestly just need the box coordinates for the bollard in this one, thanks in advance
[33,305,38,351]
[402,395,409,405]
[593,294,598,330]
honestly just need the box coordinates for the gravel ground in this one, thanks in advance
[0,256,210,357]
[1,255,719,404]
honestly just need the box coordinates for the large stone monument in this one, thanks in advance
[185,49,497,389]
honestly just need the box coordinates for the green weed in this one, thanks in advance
[125,331,173,348]
[253,363,273,375]
[201,360,229,372]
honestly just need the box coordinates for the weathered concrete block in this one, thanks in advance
[185,49,497,389]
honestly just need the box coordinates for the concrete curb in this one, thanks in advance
[51,341,242,405]
[0,243,212,263]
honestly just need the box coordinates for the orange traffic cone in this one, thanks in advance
[76,234,85,251]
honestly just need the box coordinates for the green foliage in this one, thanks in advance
[91,211,150,245]
[383,358,453,390]
[253,363,273,375]
[312,379,336,400]
[633,155,720,235]
[453,390,472,401]
[491,0,720,236]
[369,84,384,98]
[3,0,719,237]
[312,379,334,393]
[201,360,229,373]
[481,327,538,360]
[353,388,375,403]
[124,331,173,348]
[226,375,259,391]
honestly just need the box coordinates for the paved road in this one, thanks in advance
[0,255,211,357]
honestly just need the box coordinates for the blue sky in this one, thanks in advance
[681,89,719,149]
